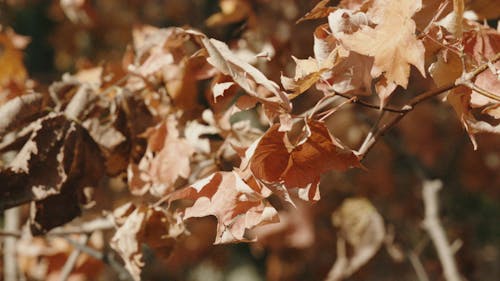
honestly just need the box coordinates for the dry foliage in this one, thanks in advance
[0,0,499,280]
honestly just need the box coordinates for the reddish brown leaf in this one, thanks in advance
[250,120,360,201]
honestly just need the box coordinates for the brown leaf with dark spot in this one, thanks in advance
[0,113,104,234]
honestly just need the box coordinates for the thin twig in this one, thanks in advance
[357,110,386,156]
[59,235,89,281]
[409,251,431,281]
[3,207,21,281]
[335,92,408,113]
[63,237,134,281]
[460,81,500,102]
[422,180,463,281]
[317,96,356,121]
[0,217,115,238]
[356,52,500,159]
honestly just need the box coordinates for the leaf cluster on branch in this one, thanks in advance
[0,0,499,280]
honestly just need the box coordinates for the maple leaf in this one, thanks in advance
[312,12,374,96]
[339,0,426,103]
[111,203,184,281]
[441,22,500,149]
[249,120,360,202]
[168,171,278,244]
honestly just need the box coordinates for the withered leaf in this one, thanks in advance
[329,197,385,280]
[296,0,337,24]
[0,93,43,139]
[339,0,426,104]
[168,171,279,244]
[201,37,290,110]
[250,120,360,201]
[0,113,103,234]
[111,203,184,281]
[128,115,194,197]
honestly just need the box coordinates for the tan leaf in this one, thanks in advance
[201,37,290,110]
[111,203,184,281]
[329,197,385,280]
[339,0,426,101]
[168,171,278,244]
[128,115,194,197]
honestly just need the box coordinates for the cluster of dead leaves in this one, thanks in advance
[1,0,499,280]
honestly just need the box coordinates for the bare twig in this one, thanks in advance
[409,251,431,281]
[325,237,348,281]
[357,110,386,156]
[63,237,133,281]
[422,180,463,281]
[0,216,115,238]
[59,235,89,281]
[3,207,21,281]
[459,81,500,102]
[335,92,408,113]
[356,52,500,159]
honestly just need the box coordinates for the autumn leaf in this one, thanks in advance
[0,113,104,233]
[111,203,185,281]
[329,197,385,280]
[206,0,255,27]
[128,115,194,197]
[249,120,360,201]
[339,0,426,103]
[0,26,30,103]
[168,171,278,244]
[200,37,291,110]
[296,0,337,24]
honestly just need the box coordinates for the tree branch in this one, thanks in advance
[422,180,463,281]
[357,52,500,159]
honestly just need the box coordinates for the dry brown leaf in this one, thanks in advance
[250,120,360,202]
[0,26,30,104]
[313,12,373,95]
[0,93,43,138]
[168,171,278,244]
[111,203,184,281]
[201,37,290,110]
[296,0,337,24]
[128,115,194,197]
[0,113,104,233]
